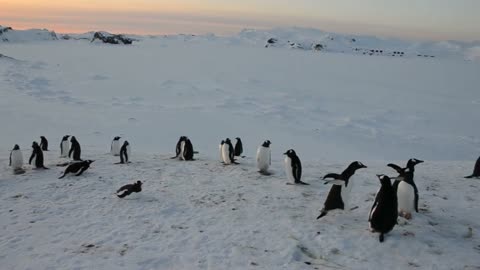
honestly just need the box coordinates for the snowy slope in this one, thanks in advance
[0,33,479,270]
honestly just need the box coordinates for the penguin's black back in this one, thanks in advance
[323,185,345,211]
[370,183,398,235]
[473,156,480,177]
[184,139,194,160]
[234,138,243,156]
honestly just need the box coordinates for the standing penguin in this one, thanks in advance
[69,136,82,161]
[172,136,187,159]
[465,156,480,178]
[40,136,48,151]
[388,158,423,219]
[60,135,70,158]
[284,149,308,185]
[222,138,235,165]
[182,137,194,161]
[119,141,131,164]
[369,174,398,243]
[317,161,367,219]
[116,181,142,198]
[256,140,271,174]
[219,140,225,162]
[234,137,243,157]
[9,144,24,174]
[111,136,121,156]
[29,141,48,169]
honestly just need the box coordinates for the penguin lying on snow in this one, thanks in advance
[369,174,398,243]
[465,156,480,179]
[317,161,367,219]
[284,149,309,185]
[256,140,271,175]
[10,144,25,174]
[59,160,94,179]
[387,158,423,219]
[29,141,48,169]
[40,136,48,151]
[116,181,142,198]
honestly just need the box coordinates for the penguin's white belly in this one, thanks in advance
[180,141,185,160]
[31,155,36,166]
[222,145,231,164]
[126,145,131,159]
[10,150,24,169]
[256,147,270,172]
[341,180,354,209]
[219,144,224,162]
[111,141,120,156]
[284,157,295,183]
[61,141,69,157]
[397,181,415,214]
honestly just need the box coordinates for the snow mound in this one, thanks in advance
[0,25,58,42]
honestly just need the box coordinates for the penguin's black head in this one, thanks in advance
[70,136,76,142]
[376,174,392,186]
[32,141,39,148]
[63,135,70,140]
[13,144,20,150]
[114,136,121,140]
[86,160,94,164]
[123,141,129,146]
[220,140,225,144]
[262,140,271,147]
[225,138,231,143]
[40,136,46,140]
[235,137,241,141]
[283,149,296,157]
[350,161,367,170]
[407,158,424,167]
[136,180,142,186]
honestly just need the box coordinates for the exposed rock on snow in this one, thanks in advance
[91,32,133,45]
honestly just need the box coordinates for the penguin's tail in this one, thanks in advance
[316,209,327,219]
[379,233,385,243]
[464,175,474,179]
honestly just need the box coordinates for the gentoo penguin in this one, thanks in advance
[256,140,271,174]
[9,144,24,173]
[284,149,309,185]
[119,141,131,164]
[116,181,142,198]
[234,137,243,157]
[369,175,398,243]
[29,141,48,169]
[111,136,121,156]
[69,136,82,161]
[172,136,187,159]
[222,138,236,165]
[40,136,48,151]
[58,160,94,179]
[317,161,367,219]
[60,135,70,158]
[388,158,423,219]
[219,140,225,162]
[182,137,194,161]
[465,156,480,178]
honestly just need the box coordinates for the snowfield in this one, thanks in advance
[1,28,480,269]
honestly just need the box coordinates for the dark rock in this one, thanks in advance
[91,32,133,45]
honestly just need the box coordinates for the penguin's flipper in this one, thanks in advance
[323,173,341,180]
[324,179,345,185]
[59,173,67,179]
[387,163,404,174]
[317,209,327,219]
[464,175,474,179]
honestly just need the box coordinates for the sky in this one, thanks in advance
[1,0,479,41]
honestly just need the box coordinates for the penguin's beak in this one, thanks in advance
[417,160,424,164]
[362,165,368,168]
[283,152,287,155]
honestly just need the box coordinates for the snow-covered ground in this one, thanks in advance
[1,31,480,269]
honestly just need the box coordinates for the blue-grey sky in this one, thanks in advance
[2,0,479,41]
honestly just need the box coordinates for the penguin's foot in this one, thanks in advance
[258,171,272,176]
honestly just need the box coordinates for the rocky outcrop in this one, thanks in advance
[91,32,133,45]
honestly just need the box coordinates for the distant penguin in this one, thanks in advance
[69,136,82,161]
[317,161,367,219]
[182,137,194,161]
[234,137,243,157]
[369,174,398,243]
[60,135,70,158]
[40,136,48,151]
[465,156,480,178]
[116,181,142,198]
[29,141,48,169]
[222,138,235,165]
[59,160,94,179]
[172,136,187,159]
[111,136,121,156]
[9,144,24,173]
[256,140,271,174]
[119,141,131,164]
[284,149,308,185]
[219,140,225,162]
[388,158,423,219]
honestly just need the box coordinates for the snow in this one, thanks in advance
[0,27,480,269]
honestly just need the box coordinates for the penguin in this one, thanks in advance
[9,144,24,173]
[69,136,82,161]
[317,161,367,219]
[60,135,70,158]
[369,174,398,243]
[284,149,308,185]
[172,136,187,159]
[219,140,225,162]
[116,181,142,198]
[222,138,236,165]
[111,136,121,156]
[58,160,94,179]
[234,137,243,157]
[40,136,48,151]
[465,156,480,178]
[387,158,423,219]
[118,141,131,164]
[182,137,194,161]
[256,140,271,174]
[29,141,48,169]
